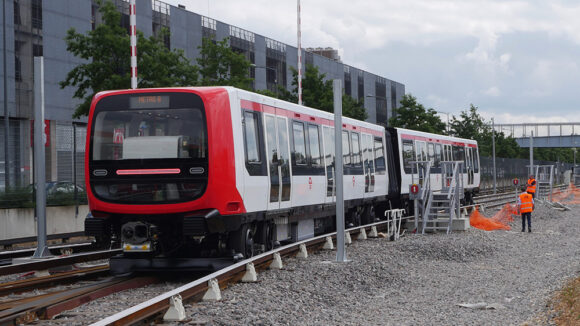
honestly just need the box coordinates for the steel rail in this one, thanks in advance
[0,249,121,277]
[0,276,157,325]
[90,221,390,326]
[0,264,109,296]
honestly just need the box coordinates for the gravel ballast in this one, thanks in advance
[184,202,579,325]
[26,201,580,325]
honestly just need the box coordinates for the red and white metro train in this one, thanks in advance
[84,87,480,272]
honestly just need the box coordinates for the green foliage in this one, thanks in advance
[272,65,367,120]
[197,37,253,90]
[389,94,446,134]
[60,1,198,118]
[0,187,87,208]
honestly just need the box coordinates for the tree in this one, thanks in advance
[60,1,198,118]
[275,64,367,120]
[389,94,446,134]
[197,37,253,90]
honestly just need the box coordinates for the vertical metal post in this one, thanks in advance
[3,0,10,188]
[129,0,137,89]
[32,57,50,258]
[73,123,78,217]
[334,80,346,262]
[529,131,534,176]
[297,0,302,106]
[492,118,496,194]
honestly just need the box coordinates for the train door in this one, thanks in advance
[415,140,427,184]
[323,126,335,203]
[465,146,475,186]
[363,134,375,194]
[264,114,291,210]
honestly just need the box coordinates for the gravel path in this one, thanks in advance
[183,202,579,326]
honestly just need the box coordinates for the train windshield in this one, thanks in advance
[89,92,208,204]
[92,108,206,161]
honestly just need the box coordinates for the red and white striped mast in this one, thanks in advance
[130,0,138,89]
[297,0,302,105]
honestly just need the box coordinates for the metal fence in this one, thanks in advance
[480,156,574,191]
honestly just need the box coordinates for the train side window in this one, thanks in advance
[427,143,435,167]
[243,111,261,163]
[292,121,307,165]
[342,131,351,166]
[452,145,460,162]
[402,139,414,174]
[308,124,321,166]
[374,137,386,173]
[434,143,442,167]
[351,132,362,166]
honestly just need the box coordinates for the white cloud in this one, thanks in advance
[483,86,501,97]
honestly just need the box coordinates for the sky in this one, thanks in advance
[164,0,580,124]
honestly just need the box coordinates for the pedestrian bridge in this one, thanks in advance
[494,123,580,148]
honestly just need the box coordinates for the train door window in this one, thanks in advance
[323,126,335,197]
[416,141,426,162]
[427,143,435,167]
[265,116,279,203]
[351,132,362,166]
[292,121,307,165]
[452,145,460,162]
[277,117,291,201]
[243,111,261,163]
[473,147,479,173]
[308,124,321,166]
[374,137,386,174]
[363,134,375,192]
[434,143,442,167]
[402,139,414,173]
[342,131,351,166]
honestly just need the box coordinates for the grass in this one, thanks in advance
[551,276,580,325]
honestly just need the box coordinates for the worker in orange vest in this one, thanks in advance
[518,186,535,233]
[526,175,537,198]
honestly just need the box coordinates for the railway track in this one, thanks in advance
[88,222,390,325]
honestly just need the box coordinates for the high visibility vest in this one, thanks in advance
[527,178,536,193]
[519,193,534,213]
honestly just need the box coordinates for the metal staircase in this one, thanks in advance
[422,161,464,234]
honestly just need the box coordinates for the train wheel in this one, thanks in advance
[229,224,255,259]
[257,222,275,252]
[361,205,375,225]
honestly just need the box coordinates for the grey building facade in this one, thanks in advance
[0,0,405,189]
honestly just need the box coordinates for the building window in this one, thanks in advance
[33,44,43,57]
[14,0,21,26]
[202,16,216,40]
[152,0,171,48]
[265,38,287,93]
[15,56,22,82]
[344,66,351,97]
[375,77,387,126]
[230,26,255,87]
[31,0,42,30]
[357,72,364,101]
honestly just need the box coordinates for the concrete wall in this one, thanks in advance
[0,205,88,241]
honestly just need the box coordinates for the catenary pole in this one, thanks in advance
[492,118,496,194]
[130,0,137,89]
[32,57,50,258]
[530,131,534,177]
[297,0,302,105]
[334,80,346,262]
[3,0,10,188]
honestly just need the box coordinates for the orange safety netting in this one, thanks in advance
[469,203,517,231]
[551,183,580,205]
